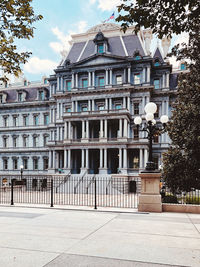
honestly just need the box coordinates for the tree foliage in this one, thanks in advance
[116,0,200,38]
[0,0,43,80]
[163,24,200,192]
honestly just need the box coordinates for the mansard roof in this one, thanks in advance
[66,34,145,63]
[153,47,164,63]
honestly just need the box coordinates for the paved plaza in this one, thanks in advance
[0,206,200,267]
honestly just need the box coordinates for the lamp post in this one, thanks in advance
[20,165,24,180]
[134,102,169,172]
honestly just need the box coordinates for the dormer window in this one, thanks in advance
[133,51,141,60]
[18,93,23,102]
[93,31,108,54]
[39,91,45,101]
[0,92,7,103]
[17,90,26,102]
[154,60,160,67]
[98,44,104,53]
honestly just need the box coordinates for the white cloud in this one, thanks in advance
[89,0,96,4]
[24,56,58,74]
[97,0,121,11]
[49,21,88,55]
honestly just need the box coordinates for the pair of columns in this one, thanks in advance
[139,149,148,169]
[64,121,72,140]
[99,148,107,169]
[119,119,129,138]
[162,73,170,88]
[118,148,128,169]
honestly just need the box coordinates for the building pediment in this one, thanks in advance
[72,54,127,68]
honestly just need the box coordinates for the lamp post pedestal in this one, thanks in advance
[138,172,162,212]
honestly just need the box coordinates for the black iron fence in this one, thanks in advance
[0,175,140,209]
[161,186,200,205]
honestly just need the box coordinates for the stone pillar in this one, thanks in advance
[64,149,67,168]
[104,119,107,138]
[68,121,71,140]
[64,122,67,139]
[119,119,122,138]
[109,69,112,85]
[147,67,150,83]
[92,71,95,87]
[100,120,103,138]
[128,67,131,83]
[75,73,78,88]
[119,148,122,169]
[72,73,75,89]
[162,74,165,88]
[143,68,146,83]
[52,151,55,169]
[82,121,85,139]
[81,149,85,168]
[88,100,91,111]
[166,73,169,88]
[68,149,71,169]
[166,100,169,116]
[138,172,162,212]
[104,148,107,168]
[123,97,126,109]
[123,68,126,83]
[88,72,91,87]
[109,98,112,110]
[127,97,130,111]
[123,148,127,169]
[139,149,143,169]
[86,120,89,139]
[49,151,52,168]
[144,149,148,168]
[86,149,89,169]
[92,99,95,111]
[105,98,108,110]
[75,101,78,112]
[124,119,128,138]
[100,149,103,168]
[106,69,109,85]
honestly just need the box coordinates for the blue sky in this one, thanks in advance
[17,0,188,82]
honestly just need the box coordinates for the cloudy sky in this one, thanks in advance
[17,0,188,82]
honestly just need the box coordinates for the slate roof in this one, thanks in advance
[3,87,44,103]
[153,47,164,63]
[67,34,145,63]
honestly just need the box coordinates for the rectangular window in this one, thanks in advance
[34,115,39,126]
[43,158,48,170]
[18,93,23,102]
[33,136,39,147]
[134,73,141,85]
[66,81,71,91]
[23,136,28,147]
[3,137,7,148]
[154,79,160,89]
[82,79,88,88]
[98,44,104,53]
[98,77,104,87]
[3,117,8,127]
[44,114,49,125]
[66,107,71,113]
[33,158,38,170]
[115,104,122,110]
[116,75,122,85]
[3,159,8,170]
[23,159,28,170]
[13,159,18,170]
[13,117,18,127]
[134,103,139,115]
[23,116,28,126]
[39,91,44,100]
[98,105,104,110]
[43,135,48,146]
[13,137,17,148]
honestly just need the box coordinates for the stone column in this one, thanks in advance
[127,97,130,111]
[123,68,126,83]
[109,69,112,85]
[100,120,103,138]
[75,101,78,112]
[104,120,107,138]
[162,74,165,88]
[86,120,89,139]
[81,149,85,168]
[119,119,122,138]
[49,151,52,168]
[124,119,128,138]
[64,149,67,168]
[64,122,67,139]
[68,149,71,169]
[139,149,143,169]
[106,69,109,85]
[86,149,89,168]
[72,73,75,89]
[105,98,108,110]
[82,121,85,139]
[147,67,150,83]
[128,67,131,83]
[123,148,127,169]
[92,71,95,87]
[166,100,169,116]
[72,101,75,112]
[75,73,78,88]
[104,148,107,168]
[88,72,91,87]
[138,172,162,212]
[88,100,91,111]
[166,73,169,88]
[68,121,71,140]
[109,98,112,110]
[144,149,148,168]
[123,97,126,109]
[143,68,146,83]
[52,151,55,169]
[100,149,103,168]
[119,148,122,169]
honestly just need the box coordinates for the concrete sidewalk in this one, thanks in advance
[0,206,199,267]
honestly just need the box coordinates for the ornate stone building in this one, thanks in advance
[0,23,185,176]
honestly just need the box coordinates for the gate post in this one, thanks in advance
[138,172,162,212]
[50,178,54,207]
[11,179,14,205]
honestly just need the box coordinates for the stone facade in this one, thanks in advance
[0,23,185,176]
